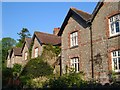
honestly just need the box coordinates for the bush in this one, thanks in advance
[43,73,87,88]
[2,67,13,87]
[13,64,22,73]
[21,57,53,78]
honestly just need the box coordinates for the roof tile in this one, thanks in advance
[71,7,92,21]
[13,47,22,56]
[34,31,61,45]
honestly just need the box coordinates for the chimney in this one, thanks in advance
[53,27,60,35]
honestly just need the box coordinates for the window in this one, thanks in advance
[35,47,38,58]
[109,14,120,36]
[111,50,120,72]
[24,52,28,60]
[11,57,14,68]
[70,31,78,47]
[70,57,79,73]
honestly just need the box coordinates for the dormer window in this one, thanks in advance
[109,14,120,37]
[35,47,38,58]
[70,31,78,47]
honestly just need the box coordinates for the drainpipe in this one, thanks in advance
[60,56,62,76]
[88,21,94,80]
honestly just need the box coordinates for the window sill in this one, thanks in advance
[108,34,120,39]
[70,45,78,49]
[114,71,120,74]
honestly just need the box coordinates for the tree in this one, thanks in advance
[0,40,2,69]
[1,37,16,88]
[2,37,16,50]
[16,28,31,47]
[1,37,16,66]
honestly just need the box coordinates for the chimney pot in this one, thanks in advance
[53,27,60,35]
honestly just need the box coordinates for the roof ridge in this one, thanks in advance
[25,37,31,39]
[35,31,61,37]
[70,7,91,15]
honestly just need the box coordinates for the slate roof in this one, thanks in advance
[34,31,61,45]
[21,38,32,52]
[25,38,32,48]
[71,7,92,21]
[12,47,22,56]
[58,7,92,36]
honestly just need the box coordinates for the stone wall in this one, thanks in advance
[91,2,119,83]
[61,2,120,83]
[31,37,43,58]
[61,16,91,80]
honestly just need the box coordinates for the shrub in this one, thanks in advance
[12,64,22,76]
[43,73,87,88]
[27,76,48,88]
[21,57,54,78]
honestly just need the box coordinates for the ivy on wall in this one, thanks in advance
[28,41,34,59]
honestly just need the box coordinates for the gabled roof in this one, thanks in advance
[58,7,91,36]
[57,0,105,36]
[71,7,91,21]
[21,38,32,52]
[25,38,32,48]
[10,47,22,58]
[33,31,61,45]
[90,0,103,22]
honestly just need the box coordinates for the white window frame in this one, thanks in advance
[70,57,79,73]
[111,50,120,72]
[109,14,120,37]
[24,52,28,60]
[35,47,38,58]
[70,31,78,47]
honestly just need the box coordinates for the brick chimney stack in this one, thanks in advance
[53,27,60,35]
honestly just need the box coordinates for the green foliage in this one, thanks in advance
[42,44,61,57]
[43,73,86,88]
[2,37,16,49]
[19,44,60,88]
[28,41,34,59]
[20,75,31,86]
[16,42,23,48]
[0,41,2,69]
[2,67,13,78]
[17,28,31,47]
[1,37,16,67]
[2,67,13,87]
[108,70,117,83]
[13,64,22,73]
[21,57,53,78]
[53,46,61,56]
[26,76,49,88]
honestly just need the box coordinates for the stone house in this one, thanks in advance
[31,31,61,65]
[6,28,61,70]
[7,47,22,68]
[21,38,32,66]
[58,1,120,84]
